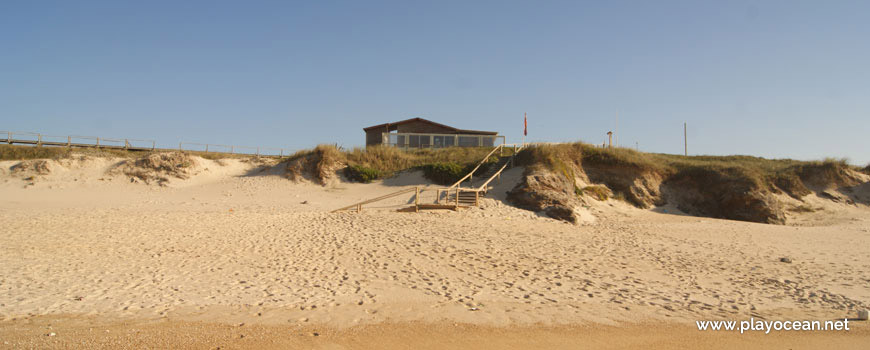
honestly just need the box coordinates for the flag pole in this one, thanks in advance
[523,112,527,147]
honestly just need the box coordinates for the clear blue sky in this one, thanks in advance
[2,1,868,164]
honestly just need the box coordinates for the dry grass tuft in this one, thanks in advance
[580,185,611,201]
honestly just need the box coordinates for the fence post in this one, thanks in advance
[151,141,155,151]
[67,136,71,147]
[7,131,11,144]
[455,188,459,206]
[205,144,209,153]
[178,142,182,151]
[124,139,129,149]
[37,134,42,147]
[96,137,100,147]
[256,147,260,156]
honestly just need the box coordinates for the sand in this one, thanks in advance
[1,154,869,348]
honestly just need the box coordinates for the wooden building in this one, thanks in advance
[363,117,502,149]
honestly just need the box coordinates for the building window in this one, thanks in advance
[458,136,479,147]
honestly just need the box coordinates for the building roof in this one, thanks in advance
[362,117,497,135]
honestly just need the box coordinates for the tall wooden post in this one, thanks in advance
[607,131,613,148]
[684,122,687,156]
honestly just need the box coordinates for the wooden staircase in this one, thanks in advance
[475,156,512,187]
[457,190,480,206]
[333,143,523,213]
[434,143,522,208]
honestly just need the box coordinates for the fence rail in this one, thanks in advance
[1,130,292,158]
[331,187,421,212]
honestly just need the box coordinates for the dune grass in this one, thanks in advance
[288,145,498,183]
[0,144,141,160]
[0,144,275,161]
[516,142,857,195]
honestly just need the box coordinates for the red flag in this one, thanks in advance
[524,113,527,136]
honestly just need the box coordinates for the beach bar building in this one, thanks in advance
[364,117,502,149]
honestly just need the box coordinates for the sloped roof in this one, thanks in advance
[363,117,497,135]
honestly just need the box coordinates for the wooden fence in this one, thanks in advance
[1,130,292,157]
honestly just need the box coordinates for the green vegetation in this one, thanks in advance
[343,165,382,183]
[418,162,467,185]
[288,145,498,183]
[580,185,610,201]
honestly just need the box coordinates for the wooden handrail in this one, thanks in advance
[446,144,504,189]
[331,187,419,213]
[475,160,511,192]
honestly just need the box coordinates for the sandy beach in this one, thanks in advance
[1,155,868,348]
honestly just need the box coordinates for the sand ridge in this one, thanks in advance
[1,153,869,348]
